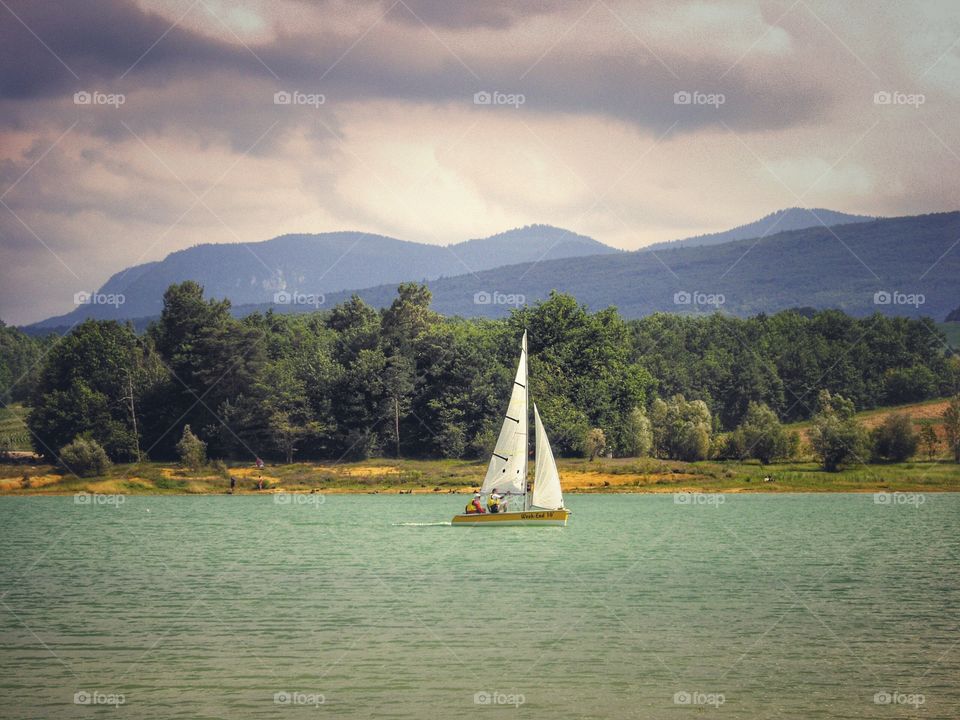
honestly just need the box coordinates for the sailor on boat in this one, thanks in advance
[464,492,485,514]
[487,490,502,514]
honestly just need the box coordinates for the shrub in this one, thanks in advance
[730,401,791,464]
[711,432,731,460]
[810,390,869,472]
[59,436,111,477]
[175,424,207,470]
[871,414,919,462]
[650,395,712,461]
[583,428,607,461]
[918,424,939,460]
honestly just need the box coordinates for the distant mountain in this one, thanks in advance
[309,212,960,321]
[27,211,955,332]
[645,208,875,251]
[448,226,616,268]
[30,225,616,328]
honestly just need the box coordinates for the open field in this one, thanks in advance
[787,396,952,443]
[0,404,31,453]
[2,455,958,496]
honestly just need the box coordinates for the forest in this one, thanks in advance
[2,282,958,468]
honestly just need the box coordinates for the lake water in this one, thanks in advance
[0,493,958,718]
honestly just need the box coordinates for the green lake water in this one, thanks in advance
[0,493,958,718]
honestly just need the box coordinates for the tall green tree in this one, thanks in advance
[918,423,939,460]
[943,396,960,463]
[0,321,47,403]
[621,406,653,457]
[27,320,148,461]
[517,293,652,454]
[144,282,265,458]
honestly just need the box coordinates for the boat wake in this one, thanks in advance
[393,521,452,527]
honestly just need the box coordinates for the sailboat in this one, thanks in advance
[451,331,571,527]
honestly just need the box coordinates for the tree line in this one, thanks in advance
[4,282,959,470]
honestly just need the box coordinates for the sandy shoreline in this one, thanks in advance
[2,457,957,496]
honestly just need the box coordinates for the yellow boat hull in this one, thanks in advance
[451,509,570,527]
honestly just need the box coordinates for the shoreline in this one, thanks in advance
[2,488,957,497]
[2,456,958,496]
[2,483,957,497]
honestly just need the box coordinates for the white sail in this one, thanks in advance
[532,404,563,510]
[480,332,528,496]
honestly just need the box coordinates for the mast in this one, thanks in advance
[522,330,529,511]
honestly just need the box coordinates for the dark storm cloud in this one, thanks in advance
[0,0,835,135]
[0,0,252,98]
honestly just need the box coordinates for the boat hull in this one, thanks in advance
[451,509,570,527]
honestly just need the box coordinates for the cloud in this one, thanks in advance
[1,0,959,325]
[0,0,838,135]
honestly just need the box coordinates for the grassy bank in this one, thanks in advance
[1,456,958,495]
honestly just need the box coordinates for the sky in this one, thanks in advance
[0,0,958,325]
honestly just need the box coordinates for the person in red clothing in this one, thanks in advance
[464,492,485,514]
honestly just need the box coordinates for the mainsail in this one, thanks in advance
[532,404,564,510]
[480,331,528,496]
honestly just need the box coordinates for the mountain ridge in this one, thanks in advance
[645,208,875,251]
[25,209,954,331]
[33,224,616,328]
[293,211,960,322]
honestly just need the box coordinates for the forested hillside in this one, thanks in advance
[0,322,49,403]
[15,283,958,466]
[318,212,960,320]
